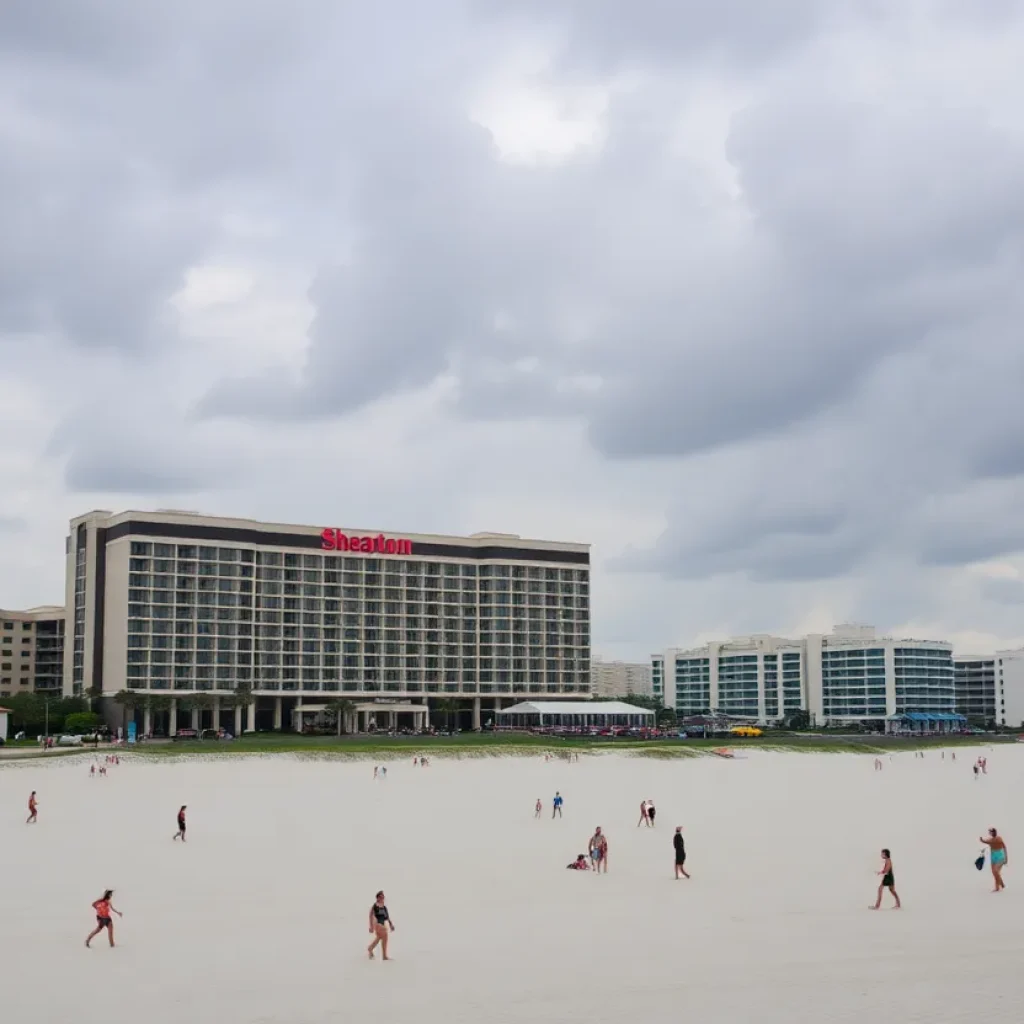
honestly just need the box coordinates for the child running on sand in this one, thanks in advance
[870,849,900,909]
[85,890,123,948]
[173,806,186,842]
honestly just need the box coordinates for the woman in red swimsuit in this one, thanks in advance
[85,890,123,948]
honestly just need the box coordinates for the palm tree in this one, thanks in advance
[222,682,253,733]
[436,697,460,733]
[335,697,356,736]
[112,689,140,735]
[145,694,172,736]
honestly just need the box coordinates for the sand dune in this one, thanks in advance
[2,747,1021,1023]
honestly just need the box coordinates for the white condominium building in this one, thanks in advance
[955,650,1024,729]
[654,624,954,727]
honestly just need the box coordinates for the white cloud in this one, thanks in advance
[4,0,1024,659]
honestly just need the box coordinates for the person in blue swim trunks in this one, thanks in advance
[980,828,1008,892]
[589,827,608,874]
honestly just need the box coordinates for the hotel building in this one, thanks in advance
[590,657,653,699]
[655,624,955,727]
[0,606,65,700]
[64,510,590,733]
[954,651,1024,728]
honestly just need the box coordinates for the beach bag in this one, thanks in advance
[975,852,986,871]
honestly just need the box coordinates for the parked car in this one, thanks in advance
[173,728,198,741]
[57,734,84,746]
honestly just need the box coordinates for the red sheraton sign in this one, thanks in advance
[321,529,413,556]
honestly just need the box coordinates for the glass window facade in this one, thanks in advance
[820,646,887,720]
[651,657,664,705]
[781,652,802,710]
[121,542,590,697]
[954,659,996,725]
[674,657,710,716]
[716,654,758,717]
[72,524,87,693]
[893,646,954,714]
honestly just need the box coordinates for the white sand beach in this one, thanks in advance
[2,747,1022,1024]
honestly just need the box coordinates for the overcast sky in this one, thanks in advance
[3,1,1024,659]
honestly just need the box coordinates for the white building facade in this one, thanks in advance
[655,625,954,727]
[953,651,1024,729]
[63,510,590,733]
[996,650,1024,729]
[590,657,653,699]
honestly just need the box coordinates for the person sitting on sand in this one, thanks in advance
[567,854,590,870]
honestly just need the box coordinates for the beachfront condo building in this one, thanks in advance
[63,510,590,734]
[655,624,955,728]
[0,606,66,700]
[954,651,1024,729]
[652,655,664,706]
[953,655,997,725]
[590,657,654,699]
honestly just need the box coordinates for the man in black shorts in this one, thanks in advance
[674,826,690,879]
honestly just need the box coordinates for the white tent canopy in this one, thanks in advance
[496,701,655,728]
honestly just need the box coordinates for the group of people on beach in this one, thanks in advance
[637,799,656,827]
[16,743,1012,960]
[872,827,1008,909]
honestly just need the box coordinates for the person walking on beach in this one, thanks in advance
[535,798,543,818]
[870,849,900,910]
[980,828,1008,891]
[637,800,649,827]
[553,792,563,819]
[85,890,122,948]
[674,827,690,879]
[647,800,656,827]
[173,805,186,842]
[367,891,395,960]
[26,791,38,824]
[589,827,608,873]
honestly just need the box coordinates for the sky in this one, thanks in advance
[3,0,1024,660]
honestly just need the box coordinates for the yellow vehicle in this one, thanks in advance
[729,725,763,738]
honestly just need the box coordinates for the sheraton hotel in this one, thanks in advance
[64,510,591,734]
